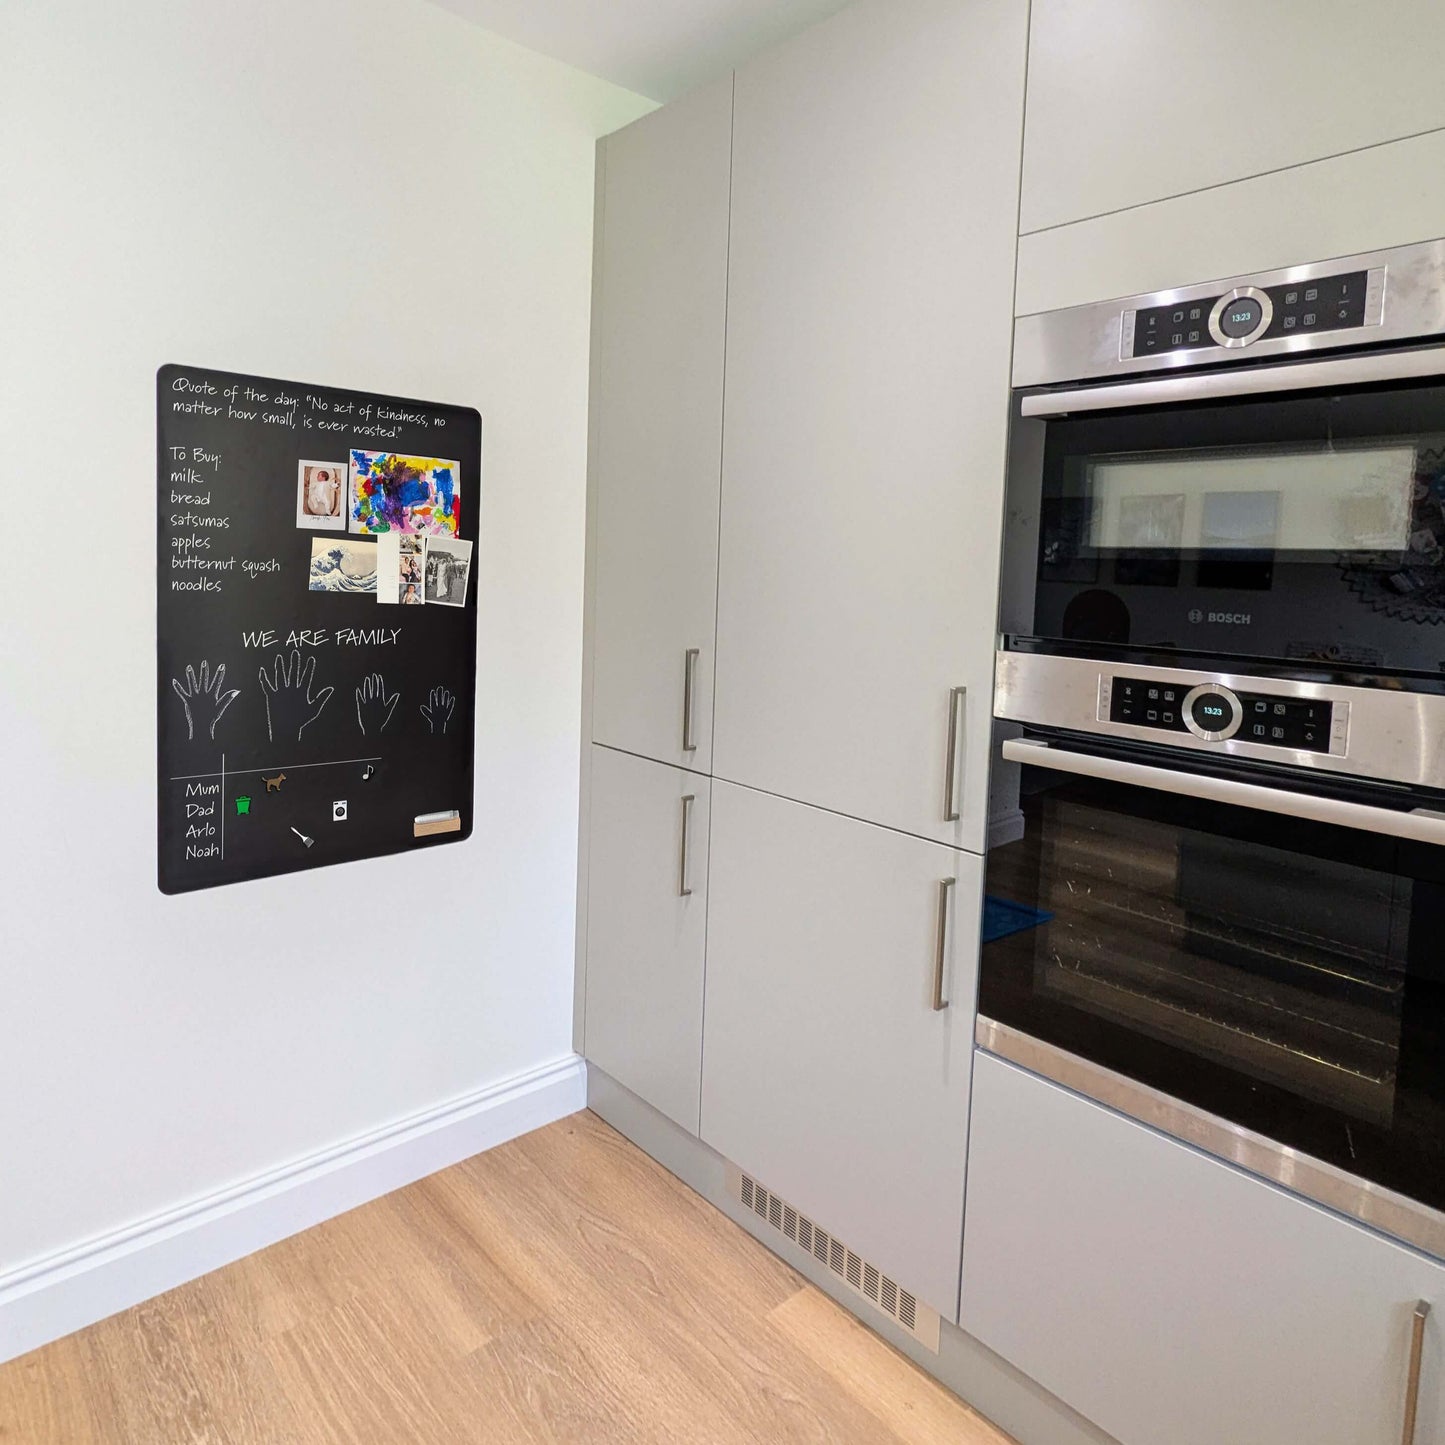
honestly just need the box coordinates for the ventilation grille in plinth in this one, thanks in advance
[728,1164,941,1352]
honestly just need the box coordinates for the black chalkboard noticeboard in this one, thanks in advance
[157,364,481,894]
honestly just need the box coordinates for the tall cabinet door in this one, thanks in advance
[590,77,732,772]
[584,746,711,1135]
[700,781,982,1321]
[713,0,1029,850]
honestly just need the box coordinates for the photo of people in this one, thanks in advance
[423,536,473,608]
[375,532,428,604]
[295,461,347,531]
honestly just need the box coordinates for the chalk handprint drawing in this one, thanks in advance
[259,650,334,742]
[355,673,400,735]
[420,685,456,735]
[171,662,240,742]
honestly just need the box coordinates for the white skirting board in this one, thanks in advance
[0,1054,587,1365]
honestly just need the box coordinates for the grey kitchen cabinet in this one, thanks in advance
[583,746,710,1135]
[700,780,982,1323]
[589,76,731,773]
[961,1052,1444,1445]
[1015,126,1445,321]
[1020,0,1445,237]
[711,0,1028,852]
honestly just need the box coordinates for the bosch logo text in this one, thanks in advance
[1188,609,1251,625]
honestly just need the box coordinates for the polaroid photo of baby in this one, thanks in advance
[296,461,347,531]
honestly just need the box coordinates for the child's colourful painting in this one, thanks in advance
[349,450,461,537]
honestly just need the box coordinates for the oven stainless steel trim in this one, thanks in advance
[994,650,1445,789]
[1020,341,1445,418]
[1013,235,1442,388]
[1003,737,1445,847]
[976,1016,1445,1262]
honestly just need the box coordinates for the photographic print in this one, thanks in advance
[423,536,473,608]
[296,461,347,531]
[375,532,427,605]
[349,450,461,537]
[308,537,378,594]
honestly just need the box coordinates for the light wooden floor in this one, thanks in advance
[0,1110,1013,1444]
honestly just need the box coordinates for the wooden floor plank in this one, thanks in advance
[769,1288,1015,1445]
[0,1109,1011,1445]
[0,1334,105,1445]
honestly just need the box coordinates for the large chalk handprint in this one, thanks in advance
[420,685,456,735]
[259,649,334,742]
[171,661,240,742]
[355,673,400,735]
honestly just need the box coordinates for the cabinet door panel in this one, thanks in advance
[713,0,1028,849]
[701,781,980,1320]
[591,78,731,771]
[1021,0,1445,236]
[962,1053,1445,1445]
[584,747,709,1134]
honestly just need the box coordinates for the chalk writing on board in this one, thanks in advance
[166,375,452,443]
[240,627,402,650]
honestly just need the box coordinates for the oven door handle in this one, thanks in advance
[1020,344,1445,418]
[1002,737,1445,846]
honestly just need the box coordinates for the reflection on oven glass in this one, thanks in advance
[1200,490,1279,550]
[1117,493,1186,549]
[986,789,1409,1127]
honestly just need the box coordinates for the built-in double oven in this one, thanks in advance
[982,238,1445,1256]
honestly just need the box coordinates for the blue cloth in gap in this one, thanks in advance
[981,895,1052,944]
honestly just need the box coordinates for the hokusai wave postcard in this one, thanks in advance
[308,537,378,594]
[349,450,461,538]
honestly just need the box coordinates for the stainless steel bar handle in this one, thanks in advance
[932,878,955,1012]
[1021,344,1445,419]
[678,794,695,898]
[682,649,700,753]
[1401,1299,1430,1445]
[1002,737,1445,848]
[943,686,966,822]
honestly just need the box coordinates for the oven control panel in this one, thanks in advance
[1124,267,1381,358]
[1109,677,1333,752]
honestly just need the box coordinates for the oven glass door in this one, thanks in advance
[981,743,1445,1208]
[1032,378,1445,674]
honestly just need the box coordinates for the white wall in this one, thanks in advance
[0,0,651,1278]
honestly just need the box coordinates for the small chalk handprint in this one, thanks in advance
[355,673,400,735]
[259,649,334,743]
[171,661,240,742]
[420,685,456,735]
